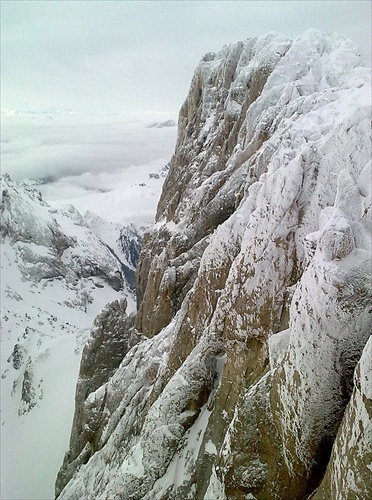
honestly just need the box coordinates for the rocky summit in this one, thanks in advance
[56,30,371,499]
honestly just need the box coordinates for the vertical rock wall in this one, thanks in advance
[57,30,371,499]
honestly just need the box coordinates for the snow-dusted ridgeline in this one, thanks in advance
[57,30,371,499]
[0,176,139,499]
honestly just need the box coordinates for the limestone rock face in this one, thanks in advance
[57,30,371,499]
[55,299,142,497]
[313,336,372,499]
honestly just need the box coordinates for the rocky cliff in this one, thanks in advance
[56,30,371,499]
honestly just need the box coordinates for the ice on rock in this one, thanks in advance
[56,30,371,499]
[314,337,372,499]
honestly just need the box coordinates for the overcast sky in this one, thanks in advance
[1,0,371,117]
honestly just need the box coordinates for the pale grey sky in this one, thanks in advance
[1,0,371,117]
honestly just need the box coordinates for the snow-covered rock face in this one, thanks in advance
[0,175,140,499]
[1,175,129,290]
[57,30,371,499]
[313,336,372,499]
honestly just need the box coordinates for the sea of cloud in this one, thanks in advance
[1,111,177,201]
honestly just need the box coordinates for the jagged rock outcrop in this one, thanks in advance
[83,211,142,291]
[313,336,372,499]
[56,30,371,499]
[1,175,126,290]
[55,299,143,497]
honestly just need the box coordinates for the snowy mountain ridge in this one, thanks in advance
[0,175,141,499]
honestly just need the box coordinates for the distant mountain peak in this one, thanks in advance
[148,119,177,128]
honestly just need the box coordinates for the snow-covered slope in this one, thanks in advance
[0,176,138,499]
[48,162,170,229]
[57,30,371,499]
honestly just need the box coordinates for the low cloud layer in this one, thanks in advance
[1,112,177,200]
